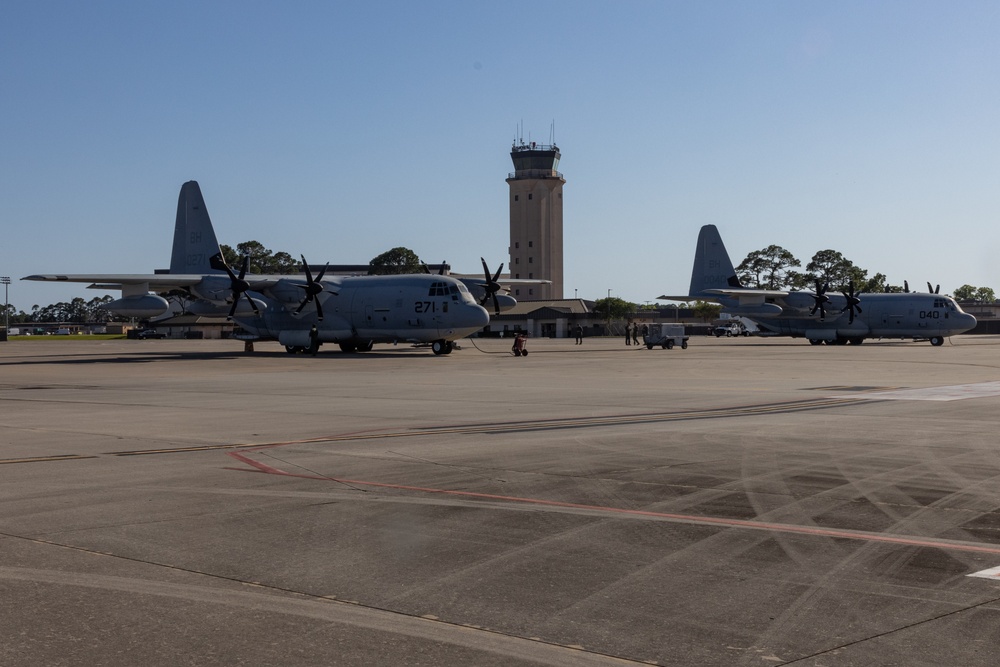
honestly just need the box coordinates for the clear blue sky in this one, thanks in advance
[2,1,998,311]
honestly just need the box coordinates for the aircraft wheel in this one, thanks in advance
[929,336,945,346]
[356,340,374,352]
[808,339,824,345]
[432,340,447,355]
[831,338,848,345]
[848,337,865,345]
[339,342,357,353]
[646,343,654,350]
[285,345,299,354]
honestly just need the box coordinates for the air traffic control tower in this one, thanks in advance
[507,141,564,300]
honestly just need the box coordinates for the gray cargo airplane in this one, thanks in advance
[658,225,977,346]
[24,181,511,355]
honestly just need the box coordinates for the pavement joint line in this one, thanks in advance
[94,397,871,458]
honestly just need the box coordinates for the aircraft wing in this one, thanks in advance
[24,273,208,290]
[658,288,791,301]
[23,273,286,291]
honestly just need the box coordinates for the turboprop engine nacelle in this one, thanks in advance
[107,294,170,318]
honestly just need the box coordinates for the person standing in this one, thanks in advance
[625,321,632,345]
[632,322,640,346]
[575,324,583,345]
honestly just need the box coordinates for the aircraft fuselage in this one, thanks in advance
[232,274,491,349]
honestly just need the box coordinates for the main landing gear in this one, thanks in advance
[431,340,454,355]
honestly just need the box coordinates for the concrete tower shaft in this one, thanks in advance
[506,142,564,300]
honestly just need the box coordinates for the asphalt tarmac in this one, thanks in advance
[3,334,1000,666]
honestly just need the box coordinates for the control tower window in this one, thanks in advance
[528,241,533,247]
[528,194,533,200]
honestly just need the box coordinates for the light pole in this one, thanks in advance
[1,276,10,339]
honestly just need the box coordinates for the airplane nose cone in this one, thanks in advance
[471,304,490,328]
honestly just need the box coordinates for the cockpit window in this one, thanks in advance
[428,281,448,297]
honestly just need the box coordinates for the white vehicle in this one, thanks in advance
[642,323,688,350]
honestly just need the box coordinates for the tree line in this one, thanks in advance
[735,245,994,302]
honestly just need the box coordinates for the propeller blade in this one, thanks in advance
[243,292,259,315]
[904,280,910,293]
[294,255,329,320]
[478,257,503,311]
[841,281,862,324]
[301,255,314,284]
[810,280,830,319]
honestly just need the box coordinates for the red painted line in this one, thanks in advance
[224,451,1000,556]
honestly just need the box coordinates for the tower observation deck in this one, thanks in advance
[506,142,564,300]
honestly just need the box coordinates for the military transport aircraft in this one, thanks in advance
[24,181,513,355]
[658,225,977,346]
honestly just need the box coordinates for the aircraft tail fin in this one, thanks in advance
[688,225,742,296]
[169,181,224,274]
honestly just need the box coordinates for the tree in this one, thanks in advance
[592,297,635,321]
[218,242,302,274]
[795,249,873,291]
[369,247,422,275]
[975,287,996,303]
[736,245,801,289]
[953,285,977,301]
[692,300,722,321]
[954,285,996,303]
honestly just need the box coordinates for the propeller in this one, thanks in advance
[841,282,863,324]
[478,257,504,315]
[294,254,330,320]
[210,253,259,320]
[422,261,446,275]
[904,280,910,293]
[810,280,830,320]
[927,282,940,294]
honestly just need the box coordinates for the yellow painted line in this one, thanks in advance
[0,454,96,465]
[107,443,262,456]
